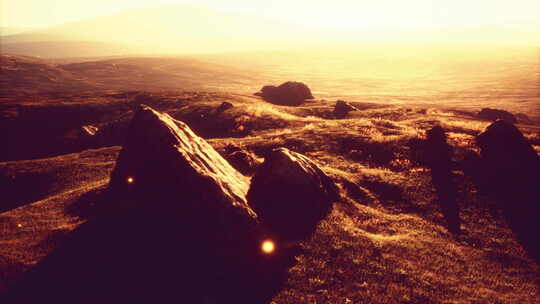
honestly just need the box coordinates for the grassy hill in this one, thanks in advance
[0,54,262,95]
[1,91,539,302]
[0,41,136,58]
[0,5,304,56]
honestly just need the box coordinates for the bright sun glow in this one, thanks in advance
[127,177,134,184]
[261,240,275,254]
[1,0,539,30]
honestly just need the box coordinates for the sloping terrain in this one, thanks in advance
[1,92,539,302]
[0,5,304,55]
[0,54,96,94]
[0,41,136,59]
[0,54,261,95]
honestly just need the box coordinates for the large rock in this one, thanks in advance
[477,108,517,123]
[106,105,303,300]
[476,120,539,187]
[247,148,339,241]
[475,120,540,261]
[333,100,358,118]
[256,81,313,106]
[109,105,259,255]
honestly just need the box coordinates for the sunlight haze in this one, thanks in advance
[2,0,539,30]
[1,0,539,52]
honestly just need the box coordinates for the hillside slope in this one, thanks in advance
[0,5,304,55]
[0,54,95,94]
[0,54,261,95]
[1,92,539,302]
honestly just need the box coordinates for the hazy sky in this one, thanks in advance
[2,0,539,29]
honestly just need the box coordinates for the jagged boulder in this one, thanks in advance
[256,81,313,106]
[247,148,339,241]
[475,119,540,261]
[109,105,260,256]
[333,100,358,118]
[477,108,517,123]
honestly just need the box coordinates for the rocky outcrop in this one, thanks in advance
[255,81,313,106]
[247,148,339,241]
[475,120,540,261]
[477,108,517,123]
[109,105,259,255]
[333,100,358,118]
[476,120,539,185]
[109,106,265,274]
[109,108,338,244]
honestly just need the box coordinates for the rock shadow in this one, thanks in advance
[3,190,294,304]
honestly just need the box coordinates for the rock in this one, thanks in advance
[475,120,540,261]
[477,108,517,123]
[109,105,260,257]
[58,124,99,153]
[216,101,233,114]
[333,100,358,118]
[63,124,98,141]
[221,145,261,176]
[476,120,539,182]
[256,81,313,106]
[247,148,339,241]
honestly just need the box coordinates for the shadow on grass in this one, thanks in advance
[3,189,294,304]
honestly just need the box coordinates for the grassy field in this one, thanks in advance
[1,91,539,302]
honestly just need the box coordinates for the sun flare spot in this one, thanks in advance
[261,240,276,254]
[127,177,134,184]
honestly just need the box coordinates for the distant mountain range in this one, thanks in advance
[1,4,539,58]
[0,5,307,57]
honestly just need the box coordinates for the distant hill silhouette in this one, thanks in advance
[0,41,136,58]
[0,54,94,94]
[0,54,262,94]
[0,5,305,57]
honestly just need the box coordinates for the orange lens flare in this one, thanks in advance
[261,240,275,254]
[127,177,134,184]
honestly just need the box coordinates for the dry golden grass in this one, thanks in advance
[1,91,539,302]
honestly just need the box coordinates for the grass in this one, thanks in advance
[1,90,539,302]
